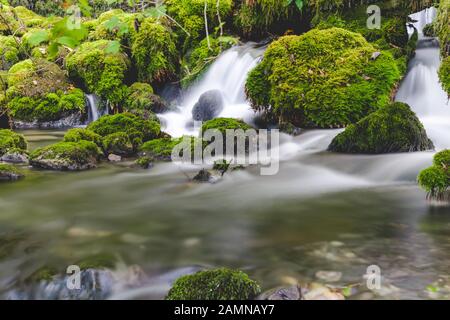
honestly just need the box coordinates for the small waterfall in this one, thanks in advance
[86,94,107,123]
[397,7,450,150]
[407,7,437,35]
[159,43,265,137]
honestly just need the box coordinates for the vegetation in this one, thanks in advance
[0,129,27,156]
[246,28,401,128]
[63,128,102,146]
[166,268,261,300]
[140,136,201,161]
[328,102,434,154]
[439,56,450,95]
[418,150,450,200]
[0,163,24,181]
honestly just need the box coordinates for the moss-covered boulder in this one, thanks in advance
[436,0,449,56]
[439,56,450,96]
[166,268,261,300]
[0,5,22,36]
[246,28,401,128]
[0,163,24,181]
[418,150,450,200]
[65,40,130,105]
[29,140,102,171]
[87,113,161,154]
[201,117,253,134]
[125,82,168,115]
[0,36,20,70]
[131,18,178,85]
[0,129,27,156]
[89,10,139,44]
[328,102,434,154]
[6,59,86,123]
[423,23,436,37]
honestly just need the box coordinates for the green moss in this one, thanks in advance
[140,137,191,161]
[418,165,449,200]
[28,266,58,282]
[0,163,24,181]
[87,113,161,151]
[423,23,436,37]
[0,129,27,155]
[7,59,34,87]
[0,5,21,36]
[7,88,85,122]
[234,0,294,39]
[76,253,117,270]
[0,36,20,70]
[89,10,139,45]
[65,40,130,105]
[131,18,178,85]
[246,28,401,128]
[439,56,450,95]
[166,268,261,300]
[436,0,449,56]
[166,0,233,51]
[328,102,434,154]
[182,35,238,87]
[124,82,167,115]
[135,155,153,169]
[201,118,253,134]
[29,140,101,171]
[64,128,102,146]
[102,132,133,155]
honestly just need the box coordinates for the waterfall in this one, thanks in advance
[86,94,107,124]
[407,7,437,35]
[396,7,450,150]
[159,43,265,137]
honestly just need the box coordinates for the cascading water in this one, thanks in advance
[159,43,265,137]
[86,93,108,123]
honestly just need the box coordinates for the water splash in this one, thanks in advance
[159,43,265,137]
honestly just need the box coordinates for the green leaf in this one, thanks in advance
[104,40,121,54]
[27,30,50,46]
[56,36,78,48]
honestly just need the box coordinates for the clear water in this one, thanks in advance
[1,9,449,299]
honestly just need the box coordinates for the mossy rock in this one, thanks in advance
[423,23,436,37]
[63,128,102,146]
[125,82,168,114]
[182,35,238,87]
[131,18,178,85]
[201,118,253,134]
[76,253,117,270]
[418,149,449,200]
[6,59,85,122]
[0,163,24,181]
[166,268,261,300]
[0,36,20,70]
[87,113,161,152]
[89,10,139,44]
[65,40,130,105]
[328,102,434,154]
[0,129,27,156]
[435,0,449,56]
[29,141,102,171]
[139,136,200,161]
[439,56,450,96]
[0,5,22,36]
[246,28,401,128]
[102,132,133,156]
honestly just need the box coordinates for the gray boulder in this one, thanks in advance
[192,90,224,121]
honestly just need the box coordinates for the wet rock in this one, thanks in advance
[193,169,222,184]
[302,283,345,300]
[13,112,84,129]
[0,149,28,163]
[279,122,302,136]
[108,154,122,162]
[0,164,24,181]
[192,90,224,121]
[259,285,303,300]
[371,51,381,60]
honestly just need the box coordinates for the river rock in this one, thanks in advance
[315,271,342,282]
[193,169,222,184]
[258,285,303,300]
[0,149,28,163]
[0,164,24,181]
[108,154,122,162]
[13,112,84,129]
[192,90,224,121]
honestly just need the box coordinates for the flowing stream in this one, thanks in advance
[0,9,449,299]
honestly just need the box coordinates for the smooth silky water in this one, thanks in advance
[1,9,449,299]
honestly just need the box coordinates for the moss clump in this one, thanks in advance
[423,23,436,37]
[201,118,253,134]
[29,140,102,171]
[102,132,133,155]
[234,0,295,40]
[63,128,102,146]
[328,102,434,154]
[0,163,24,181]
[65,40,130,105]
[0,36,20,70]
[131,18,178,85]
[0,129,27,156]
[5,59,85,122]
[76,253,117,270]
[182,35,238,87]
[166,268,261,300]
[89,10,139,44]
[439,56,450,95]
[166,0,233,51]
[0,5,21,36]
[135,155,153,169]
[139,136,199,161]
[246,28,401,128]
[87,113,161,152]
[435,0,449,56]
[125,82,168,114]
[418,149,450,200]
